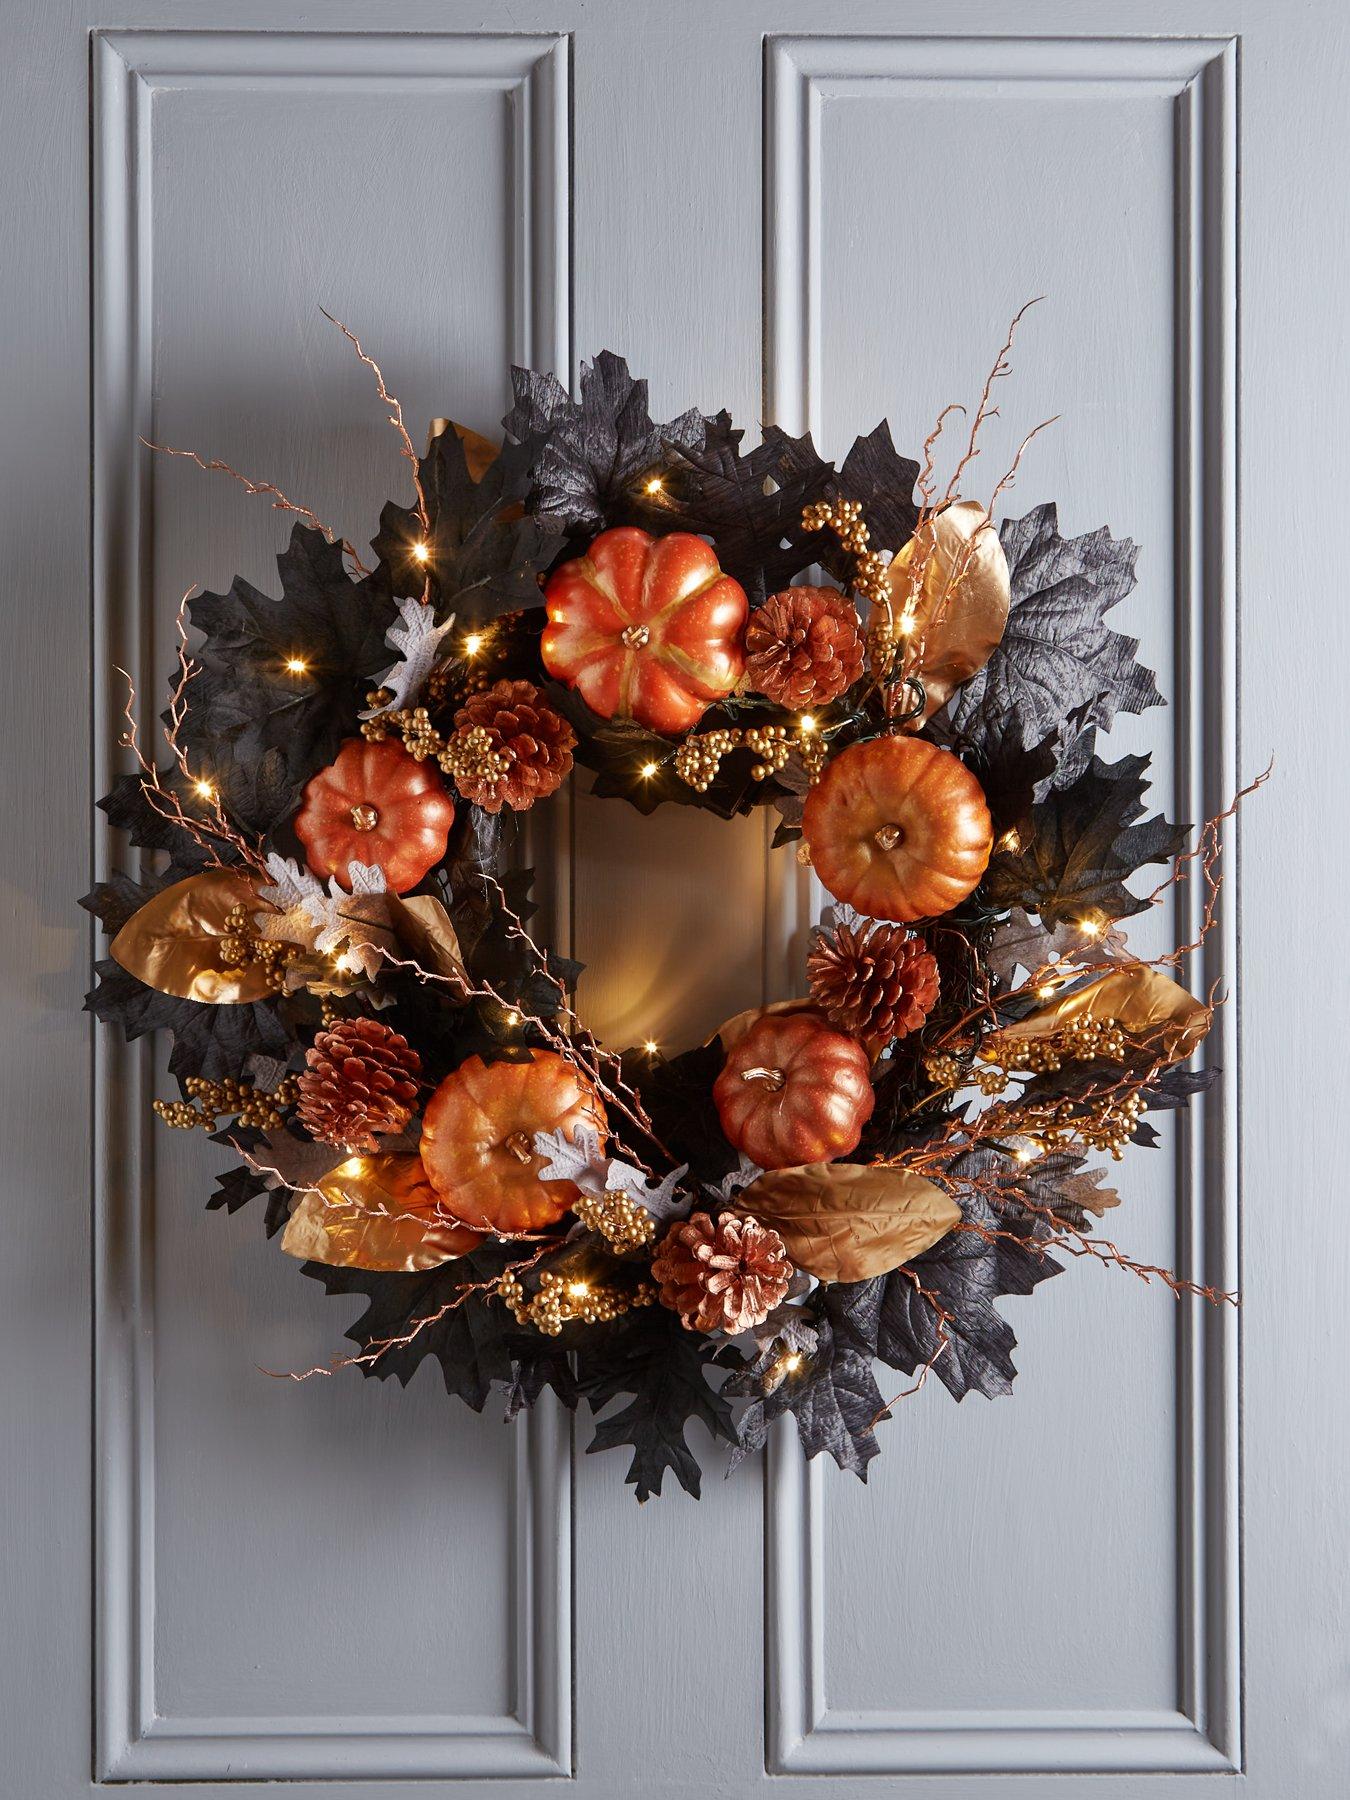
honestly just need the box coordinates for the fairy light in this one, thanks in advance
[781,1351,803,1374]
[1036,983,1056,1000]
[799,714,817,734]
[284,656,308,675]
[505,1008,520,1026]
[1014,1145,1038,1165]
[411,541,430,564]
[192,778,215,802]
[640,761,659,779]
[999,828,1021,853]
[567,1280,591,1298]
[463,631,484,658]
[644,476,664,495]
[643,1039,659,1056]
[1078,915,1102,938]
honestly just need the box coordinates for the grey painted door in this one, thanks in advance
[3,2,1346,1795]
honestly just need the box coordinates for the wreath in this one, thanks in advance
[84,310,1248,1500]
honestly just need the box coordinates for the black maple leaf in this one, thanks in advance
[833,421,921,553]
[729,1309,886,1480]
[576,1305,734,1501]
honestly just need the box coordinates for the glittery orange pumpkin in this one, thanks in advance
[419,1050,607,1234]
[714,1010,874,1170]
[802,737,992,923]
[541,526,748,733]
[294,738,455,895]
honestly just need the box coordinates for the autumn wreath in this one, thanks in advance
[84,312,1246,1500]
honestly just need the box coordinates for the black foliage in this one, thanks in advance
[873,1194,1061,1401]
[303,1249,578,1414]
[730,1301,886,1479]
[833,422,921,554]
[85,959,291,1082]
[370,422,562,617]
[981,736,1188,927]
[183,526,396,815]
[575,1304,734,1501]
[98,769,217,873]
[503,351,705,534]
[940,502,1163,764]
[623,1040,737,1183]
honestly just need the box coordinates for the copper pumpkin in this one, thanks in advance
[541,526,748,734]
[294,737,455,895]
[714,1010,874,1171]
[420,1049,607,1234]
[802,736,992,923]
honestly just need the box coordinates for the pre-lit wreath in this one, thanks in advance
[84,309,1250,1500]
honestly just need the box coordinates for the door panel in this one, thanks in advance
[1,3,1345,1798]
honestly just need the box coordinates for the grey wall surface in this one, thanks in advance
[1,3,1346,1797]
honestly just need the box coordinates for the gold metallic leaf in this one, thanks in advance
[987,965,1211,1065]
[708,998,820,1053]
[886,500,1010,719]
[428,417,498,483]
[384,892,467,983]
[281,1152,483,1271]
[110,870,277,1004]
[737,1162,961,1283]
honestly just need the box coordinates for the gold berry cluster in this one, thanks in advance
[572,1190,657,1254]
[674,721,827,793]
[362,700,448,766]
[995,1016,1129,1076]
[924,1050,964,1088]
[154,1073,298,1132]
[219,905,295,993]
[801,497,889,608]
[1031,1089,1148,1160]
[439,723,512,793]
[496,1269,657,1336]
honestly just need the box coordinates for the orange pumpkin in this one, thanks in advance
[294,738,455,895]
[714,1010,874,1170]
[541,526,748,733]
[420,1050,607,1234]
[802,737,992,922]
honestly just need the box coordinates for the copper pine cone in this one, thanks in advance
[807,919,940,1043]
[650,1211,793,1334]
[295,1015,422,1151]
[744,587,865,709]
[451,678,575,813]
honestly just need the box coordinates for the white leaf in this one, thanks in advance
[532,1125,693,1221]
[708,1153,763,1203]
[359,597,457,717]
[605,1157,691,1222]
[258,852,323,912]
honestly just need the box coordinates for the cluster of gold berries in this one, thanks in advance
[674,721,827,793]
[924,1051,964,1088]
[496,1269,658,1336]
[1037,1089,1148,1160]
[801,497,890,607]
[154,1073,298,1133]
[997,1016,1128,1075]
[363,701,448,765]
[572,1190,657,1254]
[439,724,513,793]
[219,905,294,993]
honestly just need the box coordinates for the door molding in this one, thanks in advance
[762,31,1240,1778]
[91,28,572,1781]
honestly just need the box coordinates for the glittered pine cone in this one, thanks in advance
[449,679,575,813]
[650,1210,793,1334]
[295,1015,422,1151]
[807,919,940,1044]
[744,587,865,709]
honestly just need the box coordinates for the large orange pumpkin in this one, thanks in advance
[420,1050,607,1234]
[295,738,455,895]
[802,737,992,922]
[541,526,748,734]
[714,1010,874,1170]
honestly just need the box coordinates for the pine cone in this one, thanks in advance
[807,919,940,1043]
[650,1211,793,1333]
[449,679,575,813]
[295,1016,422,1151]
[744,587,865,709]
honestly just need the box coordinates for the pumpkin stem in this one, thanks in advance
[872,823,903,851]
[620,623,651,649]
[740,1065,786,1092]
[503,1130,534,1163]
[350,803,380,831]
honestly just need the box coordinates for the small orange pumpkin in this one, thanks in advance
[294,738,455,895]
[541,526,748,733]
[420,1050,607,1234]
[714,1010,874,1170]
[802,737,992,922]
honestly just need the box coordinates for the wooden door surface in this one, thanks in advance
[2,3,1347,1796]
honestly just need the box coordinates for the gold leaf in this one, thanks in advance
[987,965,1211,1065]
[428,418,499,484]
[281,1152,483,1271]
[384,891,467,982]
[708,998,820,1053]
[737,1162,961,1283]
[887,500,1010,719]
[110,870,277,1004]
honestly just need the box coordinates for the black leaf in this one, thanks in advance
[834,421,921,553]
[98,768,215,871]
[85,958,291,1082]
[576,1305,734,1501]
[732,1317,885,1479]
[875,1196,1061,1400]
